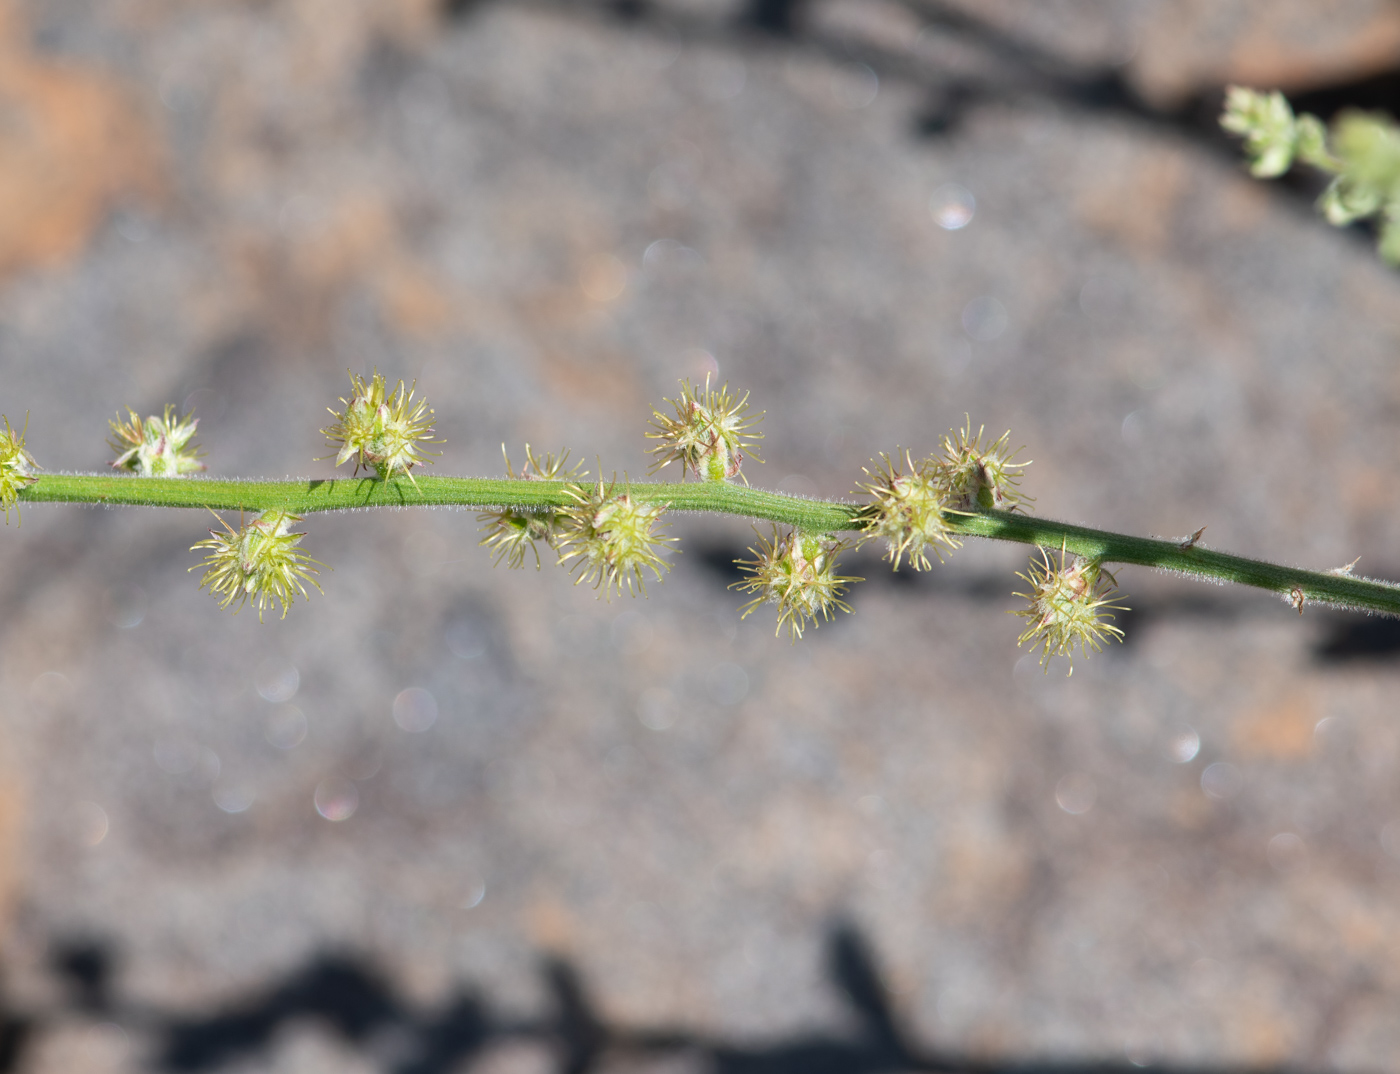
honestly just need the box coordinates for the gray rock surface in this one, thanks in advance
[3,1,1400,1071]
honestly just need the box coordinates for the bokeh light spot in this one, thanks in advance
[314,777,358,821]
[1055,773,1097,814]
[579,253,628,302]
[255,661,299,703]
[1201,762,1243,801]
[265,704,308,750]
[1267,832,1307,875]
[213,784,255,814]
[1166,725,1201,763]
[930,183,975,230]
[393,687,439,733]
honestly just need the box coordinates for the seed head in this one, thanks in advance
[732,528,861,640]
[322,371,441,484]
[478,444,587,569]
[0,415,39,524]
[940,419,1030,511]
[190,509,324,620]
[1012,545,1127,674]
[647,375,763,483]
[854,449,960,570]
[555,478,675,597]
[109,405,205,476]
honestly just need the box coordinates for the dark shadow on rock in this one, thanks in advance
[159,954,404,1071]
[0,1012,31,1074]
[544,958,607,1074]
[51,938,115,1016]
[1289,69,1400,123]
[0,921,1350,1073]
[741,0,807,36]
[1314,613,1400,664]
[608,0,650,21]
[912,80,981,137]
[441,0,488,19]
[826,920,914,1062]
[690,541,752,588]
[393,991,495,1074]
[1106,595,1241,650]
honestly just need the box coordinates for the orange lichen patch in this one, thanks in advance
[1168,786,1211,830]
[0,0,162,281]
[1132,0,1400,109]
[532,344,645,414]
[934,819,1032,921]
[1225,11,1400,99]
[1231,692,1319,761]
[577,253,628,304]
[221,194,461,345]
[377,258,455,337]
[117,0,440,72]
[1342,464,1388,517]
[1210,176,1273,238]
[733,793,867,891]
[524,895,577,952]
[1074,143,1188,256]
[1331,901,1389,959]
[1231,1003,1295,1066]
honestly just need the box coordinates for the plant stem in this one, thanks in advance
[19,473,1400,616]
[953,511,1400,617]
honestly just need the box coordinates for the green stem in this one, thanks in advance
[953,511,1400,618]
[18,472,1400,617]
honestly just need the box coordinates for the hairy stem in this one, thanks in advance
[19,473,1400,616]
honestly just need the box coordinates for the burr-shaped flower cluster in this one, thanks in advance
[1012,545,1127,673]
[322,371,440,483]
[0,416,38,523]
[190,510,324,621]
[855,450,961,571]
[648,376,763,483]
[940,420,1030,511]
[478,445,587,569]
[108,405,205,476]
[556,478,676,597]
[855,421,1027,571]
[733,528,859,639]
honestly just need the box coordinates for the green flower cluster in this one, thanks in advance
[108,405,205,477]
[555,478,677,597]
[733,528,860,640]
[1222,86,1400,263]
[190,510,324,621]
[322,371,441,484]
[647,375,763,483]
[478,445,587,569]
[0,416,38,523]
[854,420,1028,572]
[1012,545,1127,674]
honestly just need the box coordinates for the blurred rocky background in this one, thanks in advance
[4,0,1400,1071]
